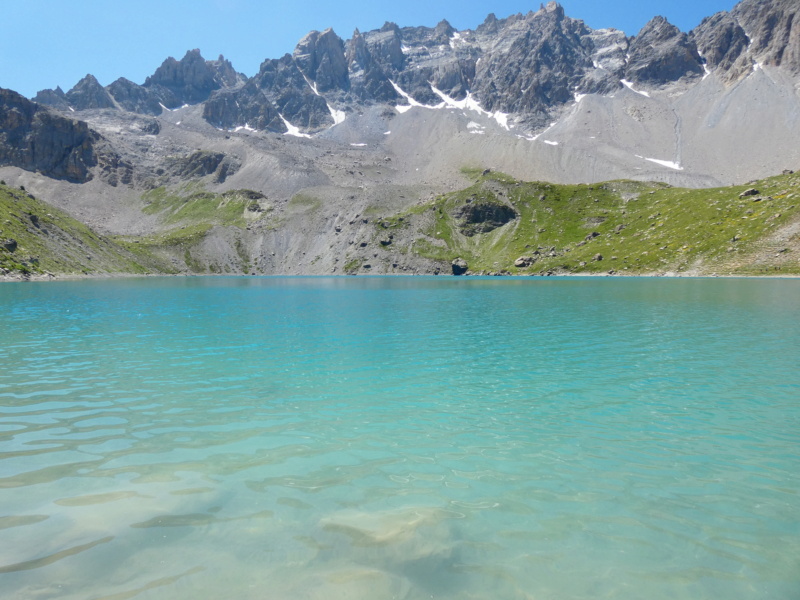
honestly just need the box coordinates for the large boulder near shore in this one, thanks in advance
[451,257,468,275]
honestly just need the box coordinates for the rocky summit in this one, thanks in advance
[1,0,800,279]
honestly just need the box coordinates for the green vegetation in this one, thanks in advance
[343,257,363,274]
[287,193,321,212]
[401,170,800,275]
[3,171,798,279]
[142,185,268,227]
[0,183,158,276]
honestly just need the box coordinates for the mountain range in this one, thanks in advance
[1,0,799,278]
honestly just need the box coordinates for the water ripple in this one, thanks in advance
[0,277,798,599]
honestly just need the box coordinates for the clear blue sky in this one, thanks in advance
[2,0,739,98]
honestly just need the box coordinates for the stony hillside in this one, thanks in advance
[0,182,166,277]
[3,169,798,279]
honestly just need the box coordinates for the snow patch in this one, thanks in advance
[302,74,321,96]
[328,103,346,126]
[234,123,256,133]
[697,50,712,80]
[429,85,512,130]
[620,80,650,97]
[636,155,683,170]
[467,121,483,129]
[543,140,559,146]
[492,111,510,130]
[390,80,514,131]
[574,93,587,103]
[68,106,75,112]
[383,131,391,135]
[279,115,312,138]
[391,80,444,111]
[350,143,367,147]
[159,103,173,112]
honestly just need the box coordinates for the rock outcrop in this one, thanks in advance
[0,88,98,182]
[346,29,397,102]
[733,0,800,74]
[144,49,243,108]
[65,74,117,110]
[33,86,71,111]
[107,77,163,115]
[624,16,704,85]
[691,12,752,81]
[165,150,240,183]
[293,29,350,94]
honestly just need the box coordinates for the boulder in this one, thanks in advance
[514,256,535,267]
[451,257,468,275]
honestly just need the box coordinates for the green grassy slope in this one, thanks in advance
[0,183,169,276]
[390,169,800,276]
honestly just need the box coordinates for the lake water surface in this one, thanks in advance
[1,276,798,599]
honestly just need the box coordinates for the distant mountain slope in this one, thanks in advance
[30,0,799,134]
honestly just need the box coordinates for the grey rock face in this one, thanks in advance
[166,150,240,183]
[144,49,243,108]
[364,23,405,73]
[472,3,593,122]
[33,86,70,111]
[0,88,98,182]
[293,29,350,94]
[203,81,286,132]
[255,54,333,130]
[691,12,752,81]
[107,78,163,115]
[65,74,117,110]
[733,0,800,74]
[346,29,397,102]
[625,16,704,84]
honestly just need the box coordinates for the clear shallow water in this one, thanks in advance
[0,276,798,600]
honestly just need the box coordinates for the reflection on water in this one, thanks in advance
[0,276,799,599]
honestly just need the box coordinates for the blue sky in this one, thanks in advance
[3,0,738,98]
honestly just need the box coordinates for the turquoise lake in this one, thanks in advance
[0,276,798,599]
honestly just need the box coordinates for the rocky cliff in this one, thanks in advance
[0,88,98,182]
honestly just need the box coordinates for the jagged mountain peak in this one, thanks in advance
[19,0,800,138]
[625,15,704,84]
[65,74,116,110]
[538,1,566,18]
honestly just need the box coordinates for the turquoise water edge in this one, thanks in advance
[0,276,798,600]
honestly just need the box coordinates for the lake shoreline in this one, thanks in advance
[3,270,800,283]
